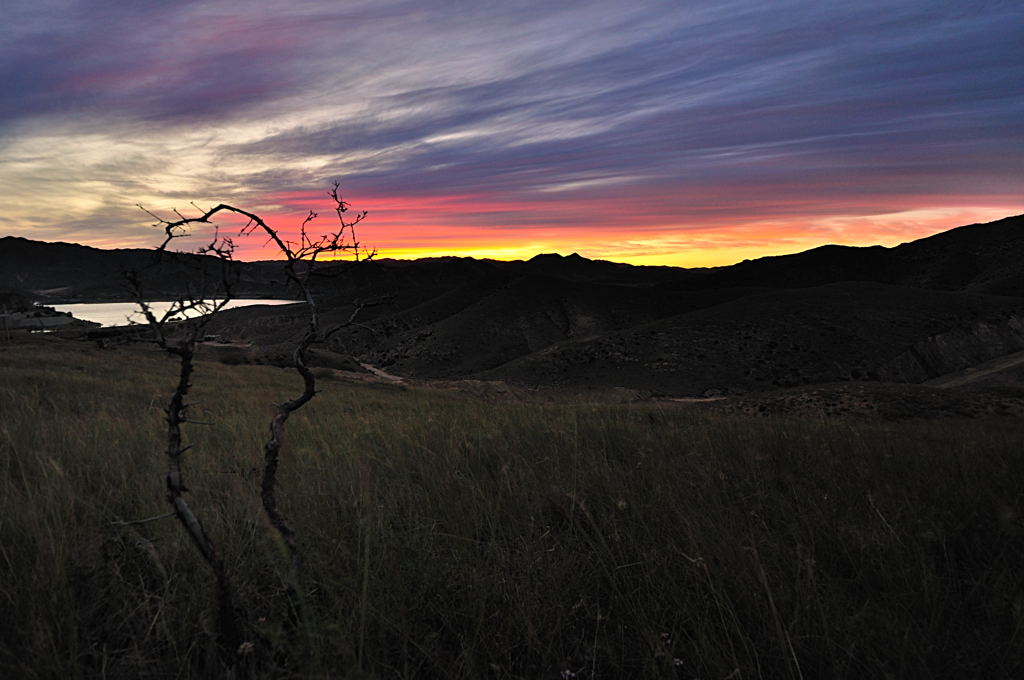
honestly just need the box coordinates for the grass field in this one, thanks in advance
[1,335,1022,678]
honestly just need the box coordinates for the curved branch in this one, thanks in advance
[139,184,374,635]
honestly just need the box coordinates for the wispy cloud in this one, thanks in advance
[0,0,1020,264]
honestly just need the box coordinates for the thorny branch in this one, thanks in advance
[137,182,374,622]
[125,223,243,665]
[253,183,373,599]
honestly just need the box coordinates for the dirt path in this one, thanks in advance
[665,396,727,403]
[358,362,406,384]
[925,348,1024,388]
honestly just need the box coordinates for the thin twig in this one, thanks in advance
[111,511,176,527]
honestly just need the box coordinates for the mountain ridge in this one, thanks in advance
[3,214,1023,396]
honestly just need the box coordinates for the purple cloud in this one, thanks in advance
[0,0,1021,260]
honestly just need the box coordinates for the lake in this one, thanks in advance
[50,299,300,328]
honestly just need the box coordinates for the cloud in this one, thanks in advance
[0,0,1021,264]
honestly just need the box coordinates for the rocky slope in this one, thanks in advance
[6,213,1024,396]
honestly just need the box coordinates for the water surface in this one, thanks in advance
[51,299,299,328]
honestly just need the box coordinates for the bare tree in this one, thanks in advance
[125,229,243,664]
[245,182,373,584]
[134,183,373,644]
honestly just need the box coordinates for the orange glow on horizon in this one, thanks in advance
[226,194,1021,268]
[59,188,1019,269]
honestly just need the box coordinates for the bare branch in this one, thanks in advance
[238,183,374,610]
[133,182,377,656]
[128,205,244,663]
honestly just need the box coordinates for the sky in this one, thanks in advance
[1,0,1021,267]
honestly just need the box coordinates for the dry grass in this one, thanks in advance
[1,335,1022,678]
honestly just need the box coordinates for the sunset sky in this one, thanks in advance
[1,0,1021,267]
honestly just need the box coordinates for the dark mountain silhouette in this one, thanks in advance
[0,235,291,301]
[3,214,1023,395]
[688,214,1024,294]
[0,285,34,311]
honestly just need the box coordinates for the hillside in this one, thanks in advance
[687,214,1024,294]
[4,213,1024,395]
[309,215,1024,393]
[0,235,292,301]
[481,282,1024,394]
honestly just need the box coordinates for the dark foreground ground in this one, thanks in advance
[1,335,1022,679]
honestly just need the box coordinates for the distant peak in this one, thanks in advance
[529,252,588,262]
